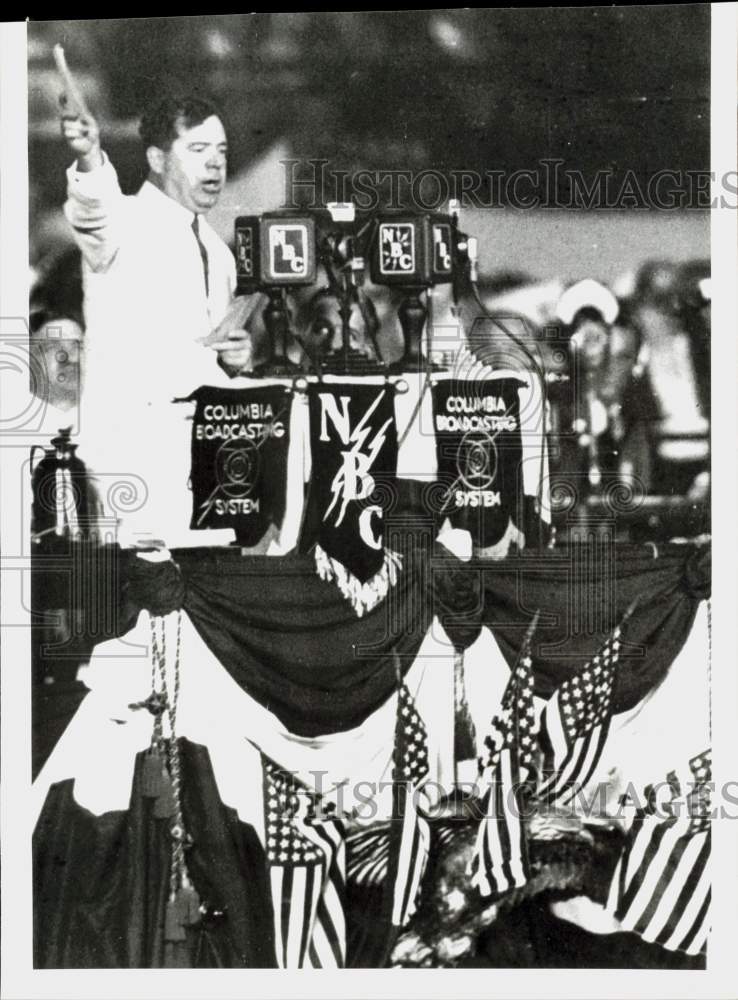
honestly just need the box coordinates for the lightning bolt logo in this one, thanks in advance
[321,390,392,528]
[196,489,219,526]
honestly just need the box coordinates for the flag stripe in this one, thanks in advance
[403,819,429,923]
[312,898,342,968]
[387,684,431,932]
[494,757,515,890]
[652,832,710,943]
[480,790,498,893]
[390,785,411,925]
[392,787,428,925]
[471,639,536,899]
[617,818,677,918]
[609,749,712,958]
[550,736,589,802]
[348,831,384,865]
[263,756,347,969]
[621,814,650,888]
[621,823,683,930]
[298,814,346,967]
[574,722,610,798]
[321,856,346,965]
[474,781,501,895]
[470,788,492,894]
[287,866,305,969]
[540,704,612,803]
[270,867,286,968]
[360,850,390,886]
[349,836,390,883]
[679,884,711,955]
[288,866,310,968]
[540,721,589,798]
[473,750,530,896]
[538,629,620,807]
[501,750,526,887]
[660,838,710,951]
[555,723,610,806]
[634,828,703,940]
[348,827,392,885]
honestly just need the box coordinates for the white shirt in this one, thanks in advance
[65,154,238,546]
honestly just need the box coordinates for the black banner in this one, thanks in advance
[431,376,526,547]
[188,385,291,545]
[303,383,398,583]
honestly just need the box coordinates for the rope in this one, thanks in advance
[707,598,712,743]
[165,612,185,905]
[147,612,201,944]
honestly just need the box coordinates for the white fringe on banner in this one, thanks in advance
[314,545,403,617]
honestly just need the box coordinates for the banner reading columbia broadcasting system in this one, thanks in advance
[431,374,527,547]
[188,385,292,543]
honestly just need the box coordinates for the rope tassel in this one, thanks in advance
[153,769,177,819]
[164,884,202,942]
[146,611,203,954]
[141,747,166,798]
[174,881,201,926]
[164,895,188,942]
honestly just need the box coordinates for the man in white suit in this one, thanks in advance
[61,92,254,545]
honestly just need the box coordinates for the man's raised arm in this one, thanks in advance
[59,58,123,274]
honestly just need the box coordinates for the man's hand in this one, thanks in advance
[200,296,261,376]
[60,101,103,172]
[54,45,102,172]
[210,329,254,377]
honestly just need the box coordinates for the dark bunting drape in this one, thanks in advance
[434,540,710,712]
[34,741,275,969]
[116,519,439,738]
[115,540,710,729]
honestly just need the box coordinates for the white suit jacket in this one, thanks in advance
[65,154,239,546]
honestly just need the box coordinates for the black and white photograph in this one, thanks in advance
[1,8,737,998]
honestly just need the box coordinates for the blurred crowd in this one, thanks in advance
[479,259,711,519]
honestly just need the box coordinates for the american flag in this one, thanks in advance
[346,822,460,891]
[387,681,431,928]
[469,617,538,897]
[607,749,712,956]
[537,619,622,808]
[347,826,391,888]
[262,756,346,968]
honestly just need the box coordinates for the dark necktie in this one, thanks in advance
[191,215,210,298]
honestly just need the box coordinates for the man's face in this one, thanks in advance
[30,318,83,412]
[157,115,228,213]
